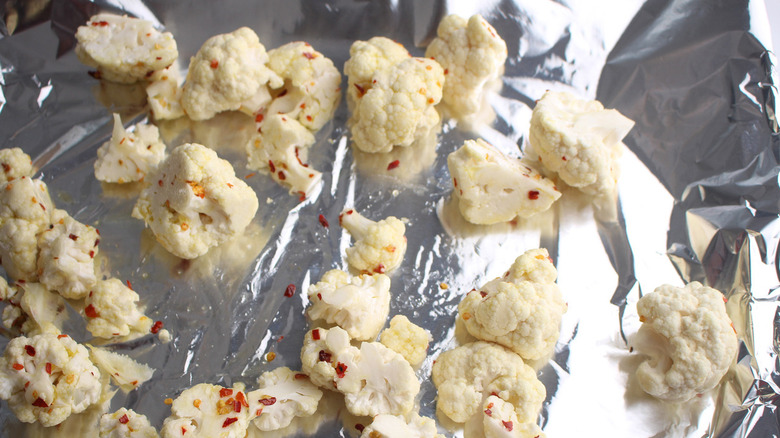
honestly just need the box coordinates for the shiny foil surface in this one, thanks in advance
[0,0,778,436]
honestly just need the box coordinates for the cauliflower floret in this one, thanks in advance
[432,341,545,424]
[84,278,153,339]
[339,208,407,274]
[459,248,567,361]
[36,209,99,299]
[246,367,322,431]
[448,139,561,225]
[100,408,160,438]
[0,333,102,426]
[300,327,362,392]
[528,91,635,199]
[0,148,33,184]
[265,41,342,131]
[161,383,250,438]
[307,269,391,341]
[89,347,154,393]
[75,14,178,84]
[425,14,507,119]
[147,63,185,121]
[94,114,167,184]
[246,114,321,197]
[343,37,410,110]
[379,315,432,367]
[360,412,444,438]
[132,143,259,259]
[465,395,545,438]
[632,282,739,402]
[181,27,282,121]
[349,57,444,153]
[1,280,67,335]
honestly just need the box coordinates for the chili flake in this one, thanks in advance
[312,329,320,340]
[318,214,329,228]
[295,373,308,379]
[151,320,164,334]
[503,420,513,431]
[45,363,52,375]
[222,417,238,428]
[84,304,99,318]
[210,60,219,69]
[480,291,488,298]
[268,160,276,173]
[259,396,276,406]
[68,234,78,241]
[356,424,365,432]
[528,190,540,200]
[335,362,347,378]
[118,414,129,424]
[32,398,48,408]
[236,391,249,407]
[12,363,23,371]
[318,350,332,363]
[387,160,400,170]
[219,388,233,398]
[284,284,296,297]
[24,345,35,356]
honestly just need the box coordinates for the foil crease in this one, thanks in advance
[0,0,777,437]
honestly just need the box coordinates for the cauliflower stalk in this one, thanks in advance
[37,209,99,299]
[361,412,444,438]
[147,63,185,121]
[339,208,407,275]
[379,315,432,367]
[247,367,322,431]
[633,281,739,402]
[100,408,160,438]
[448,139,561,225]
[84,278,153,339]
[89,347,154,394]
[1,279,67,336]
[94,114,167,184]
[161,383,250,438]
[132,143,259,259]
[464,395,545,438]
[307,269,391,341]
[0,148,33,184]
[344,37,410,110]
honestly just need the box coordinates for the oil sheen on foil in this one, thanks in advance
[0,0,778,436]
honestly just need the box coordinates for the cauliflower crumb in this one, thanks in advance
[0,148,33,184]
[89,346,154,393]
[94,114,167,184]
[100,408,159,438]
[465,395,545,438]
[147,63,185,121]
[425,14,507,120]
[181,27,282,121]
[339,208,407,275]
[1,280,66,336]
[448,138,561,224]
[0,333,102,427]
[132,143,259,259]
[161,383,250,438]
[247,367,322,431]
[633,282,739,402]
[343,37,410,110]
[360,412,444,438]
[75,14,178,84]
[84,278,153,339]
[307,269,391,341]
[379,315,432,367]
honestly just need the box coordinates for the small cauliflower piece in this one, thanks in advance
[95,114,167,184]
[425,14,507,119]
[100,408,160,438]
[181,27,282,121]
[528,91,635,199]
[0,148,33,183]
[0,333,102,427]
[360,412,444,438]
[147,63,185,120]
[84,278,153,339]
[349,57,444,153]
[161,383,250,438]
[300,327,362,392]
[339,208,407,275]
[448,139,561,225]
[246,367,322,431]
[132,143,259,259]
[432,341,545,424]
[379,315,432,367]
[246,114,321,197]
[307,269,391,341]
[343,37,411,110]
[459,248,567,361]
[465,395,545,438]
[265,41,342,131]
[89,347,154,393]
[36,209,99,299]
[633,281,739,402]
[1,280,67,335]
[75,14,178,84]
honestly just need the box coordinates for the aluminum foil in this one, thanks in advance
[0,0,778,436]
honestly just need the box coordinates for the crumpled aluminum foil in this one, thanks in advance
[0,0,778,436]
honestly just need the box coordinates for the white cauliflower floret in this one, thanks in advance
[379,315,432,367]
[339,208,407,275]
[89,347,154,393]
[432,341,545,424]
[100,408,159,438]
[307,269,391,341]
[246,114,321,197]
[181,27,282,121]
[360,412,444,438]
[0,333,102,427]
[459,248,567,361]
[84,278,153,339]
[161,383,250,438]
[633,281,739,402]
[265,41,342,131]
[0,176,54,281]
[448,139,561,225]
[246,367,322,431]
[300,327,362,392]
[528,91,635,199]
[75,14,178,84]
[36,209,99,299]
[425,14,507,119]
[0,148,33,183]
[147,63,185,120]
[465,395,545,438]
[343,37,410,109]
[132,143,259,259]
[95,114,167,184]
[1,280,67,336]
[349,57,444,153]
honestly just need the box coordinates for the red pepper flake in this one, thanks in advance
[39,203,46,211]
[255,113,264,123]
[57,334,68,339]
[303,52,316,60]
[318,214,329,228]
[151,321,163,334]
[444,68,449,75]
[354,84,366,97]
[45,363,52,375]
[528,190,540,200]
[453,177,458,187]
[300,103,306,109]
[181,426,186,435]
[318,350,332,363]
[94,238,100,247]
[126,280,133,290]
[222,417,238,428]
[12,363,23,370]
[284,284,296,297]
[561,156,567,161]
[295,373,308,379]
[312,329,320,340]
[317,293,322,300]
[335,362,347,378]
[480,291,487,298]
[236,391,249,407]
[259,397,276,406]
[277,171,286,181]
[490,391,499,397]
[372,264,386,274]
[210,60,219,69]
[503,420,513,431]
[355,424,365,432]
[245,173,256,179]
[268,160,276,173]
[219,388,233,398]
[298,191,306,202]
[84,304,99,318]
[24,345,35,356]
[227,183,234,188]
[89,250,95,259]
[1,163,9,173]
[68,234,78,241]
[118,414,129,424]
[91,21,109,27]
[156,56,162,60]
[306,115,313,121]
[32,398,49,408]
[387,160,400,170]
[233,399,242,413]
[158,179,163,187]
[484,408,492,416]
